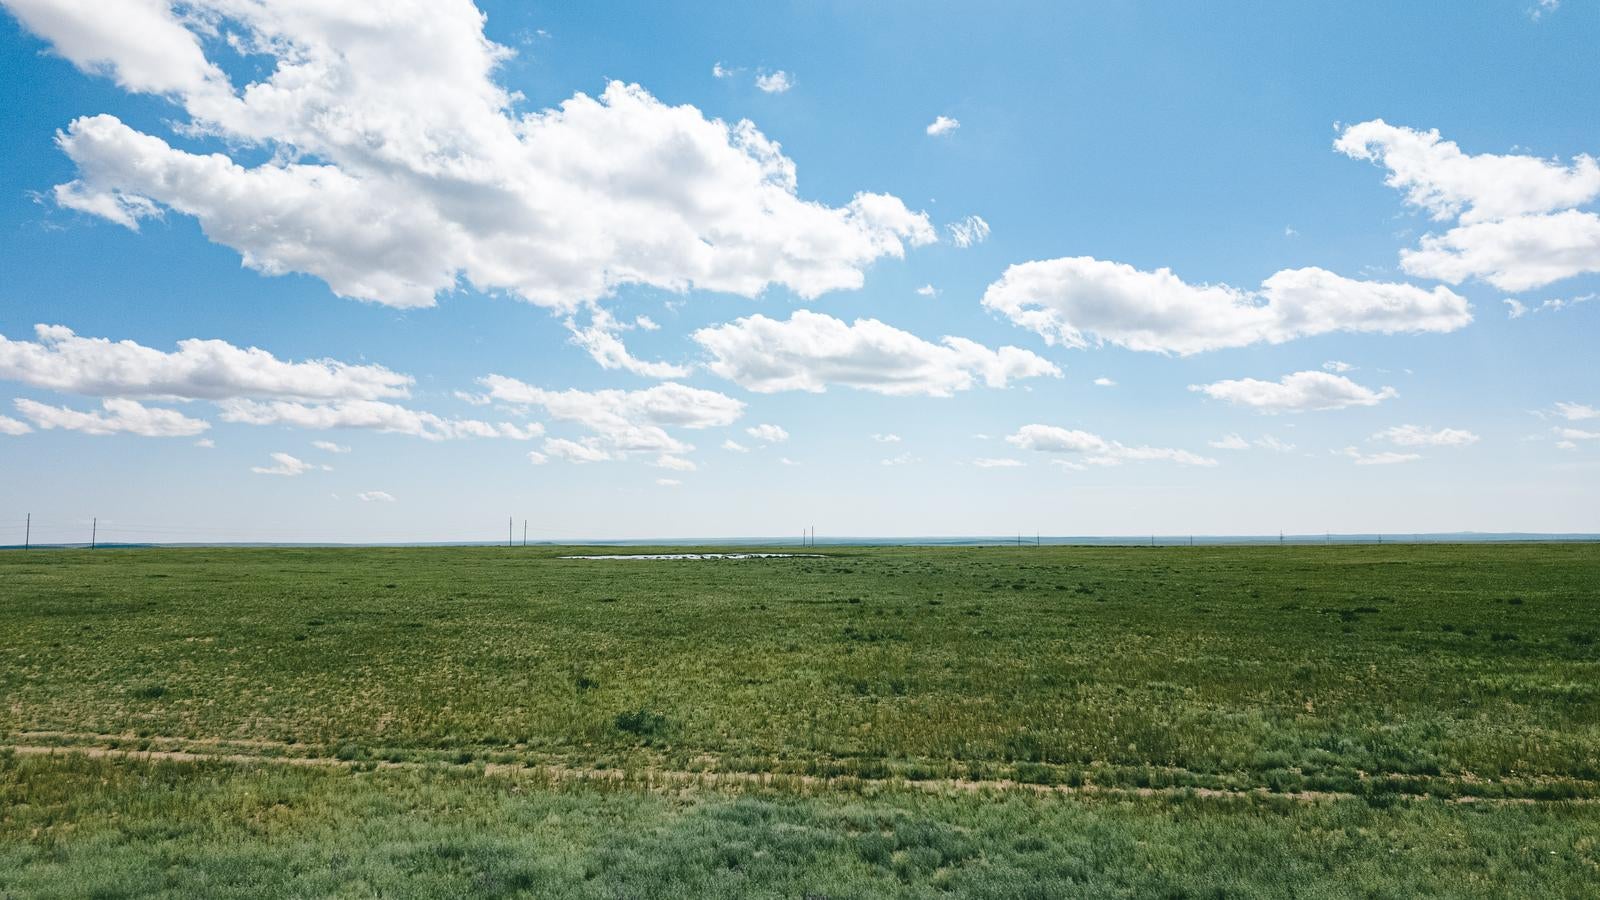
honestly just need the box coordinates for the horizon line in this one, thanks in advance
[5,531,1599,551]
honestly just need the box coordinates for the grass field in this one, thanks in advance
[2,544,1597,896]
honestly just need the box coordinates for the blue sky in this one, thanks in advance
[1,0,1596,543]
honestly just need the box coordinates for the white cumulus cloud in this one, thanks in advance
[1336,120,1600,291]
[357,490,395,502]
[312,440,350,453]
[0,324,411,400]
[15,397,208,436]
[543,437,612,463]
[563,309,691,378]
[693,309,1059,397]
[218,399,541,441]
[472,377,742,457]
[746,423,788,444]
[17,3,933,310]
[1553,401,1597,421]
[1006,425,1216,468]
[1189,371,1397,414]
[0,414,34,435]
[1334,119,1600,224]
[982,258,1470,355]
[1399,210,1600,291]
[926,116,960,136]
[754,70,792,93]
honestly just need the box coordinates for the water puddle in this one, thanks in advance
[558,553,822,560]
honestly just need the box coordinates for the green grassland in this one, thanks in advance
[2,544,1597,896]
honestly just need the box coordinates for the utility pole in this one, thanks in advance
[91,517,96,550]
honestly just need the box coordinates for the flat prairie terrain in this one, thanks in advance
[1,544,1597,896]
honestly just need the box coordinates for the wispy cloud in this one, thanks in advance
[251,452,328,476]
[1338,447,1421,466]
[1371,424,1479,447]
[947,215,990,248]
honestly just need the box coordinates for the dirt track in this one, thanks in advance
[6,738,1594,806]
